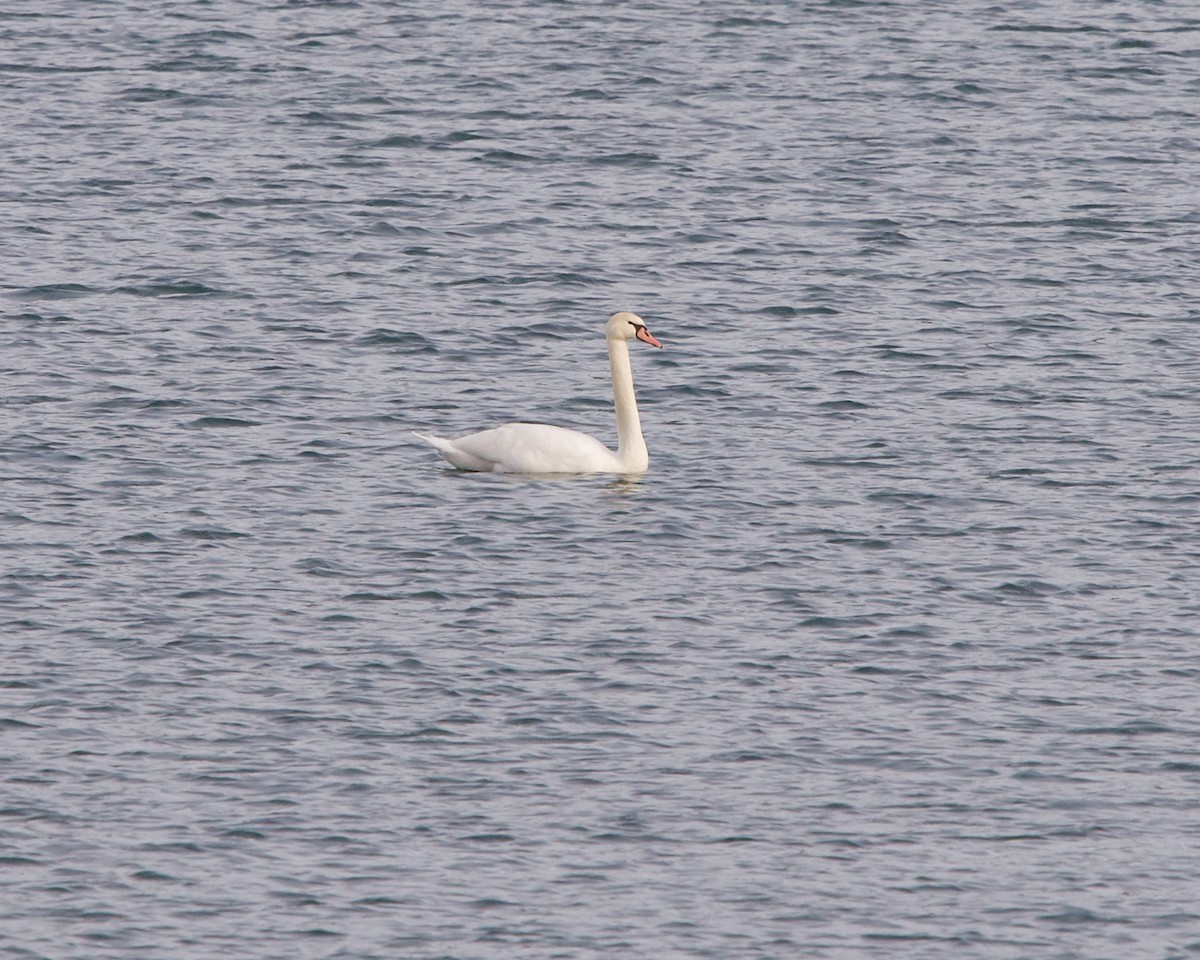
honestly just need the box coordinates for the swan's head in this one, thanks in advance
[606,311,663,348]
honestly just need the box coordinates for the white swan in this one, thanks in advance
[415,311,663,474]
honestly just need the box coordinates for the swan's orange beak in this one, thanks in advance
[636,327,663,349]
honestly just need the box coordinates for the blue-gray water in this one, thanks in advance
[3,2,1199,958]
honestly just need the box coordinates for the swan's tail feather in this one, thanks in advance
[413,431,454,455]
[413,432,492,472]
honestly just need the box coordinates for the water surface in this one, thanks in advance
[3,2,1199,958]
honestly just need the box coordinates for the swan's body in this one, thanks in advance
[416,312,662,475]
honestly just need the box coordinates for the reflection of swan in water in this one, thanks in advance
[415,312,663,475]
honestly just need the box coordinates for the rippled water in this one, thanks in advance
[4,2,1200,958]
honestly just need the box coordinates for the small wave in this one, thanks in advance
[586,151,660,166]
[119,532,163,543]
[8,283,94,300]
[118,86,186,102]
[370,133,427,149]
[179,527,249,540]
[186,416,261,428]
[817,399,869,411]
[471,149,543,163]
[357,328,437,351]
[997,579,1060,597]
[113,280,246,298]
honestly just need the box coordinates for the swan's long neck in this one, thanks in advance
[608,336,647,472]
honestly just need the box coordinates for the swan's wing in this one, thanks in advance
[456,423,618,473]
[418,424,617,473]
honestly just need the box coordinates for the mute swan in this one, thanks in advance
[415,311,663,474]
